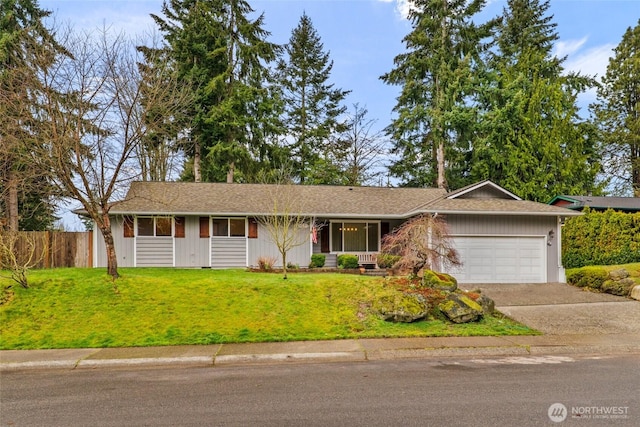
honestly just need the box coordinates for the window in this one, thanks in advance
[123,216,134,238]
[212,218,246,237]
[212,219,229,237]
[174,217,185,238]
[156,217,172,236]
[138,217,154,236]
[230,219,245,237]
[199,217,210,238]
[137,217,173,237]
[331,222,379,252]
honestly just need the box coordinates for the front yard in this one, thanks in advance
[0,268,535,350]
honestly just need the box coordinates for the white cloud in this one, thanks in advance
[558,41,616,107]
[554,37,588,59]
[378,0,415,20]
[562,43,615,79]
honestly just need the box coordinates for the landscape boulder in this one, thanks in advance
[601,278,636,296]
[476,294,495,315]
[374,293,429,323]
[422,270,457,292]
[608,269,630,281]
[438,294,483,323]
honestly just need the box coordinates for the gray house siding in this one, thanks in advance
[175,216,210,267]
[444,214,560,282]
[247,223,311,268]
[211,237,246,268]
[94,216,135,268]
[136,237,173,267]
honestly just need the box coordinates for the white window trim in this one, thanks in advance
[329,220,381,254]
[211,217,247,238]
[135,216,174,237]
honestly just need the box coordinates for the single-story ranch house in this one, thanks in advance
[93,180,580,284]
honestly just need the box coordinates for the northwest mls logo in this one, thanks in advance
[548,403,568,423]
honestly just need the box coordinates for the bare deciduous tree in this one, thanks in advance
[0,230,46,288]
[381,214,461,281]
[339,103,388,186]
[255,172,314,279]
[35,27,191,279]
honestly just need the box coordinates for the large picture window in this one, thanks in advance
[212,218,246,237]
[331,222,379,252]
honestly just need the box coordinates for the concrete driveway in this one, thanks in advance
[477,283,640,335]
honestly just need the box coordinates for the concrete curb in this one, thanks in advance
[2,335,639,371]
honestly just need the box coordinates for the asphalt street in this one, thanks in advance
[1,354,638,426]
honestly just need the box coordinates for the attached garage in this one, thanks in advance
[446,236,546,284]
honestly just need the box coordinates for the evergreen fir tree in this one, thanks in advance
[381,0,492,189]
[275,13,349,184]
[472,0,602,201]
[152,0,281,183]
[591,20,640,196]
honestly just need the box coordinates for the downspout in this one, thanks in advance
[557,216,566,283]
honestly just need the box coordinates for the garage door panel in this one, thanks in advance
[446,236,545,284]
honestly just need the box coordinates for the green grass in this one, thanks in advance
[0,268,535,350]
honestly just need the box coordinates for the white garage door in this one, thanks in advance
[445,236,546,284]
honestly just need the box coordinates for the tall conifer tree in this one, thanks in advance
[591,20,640,196]
[0,0,67,230]
[472,0,602,201]
[381,0,492,189]
[275,13,349,184]
[152,0,281,183]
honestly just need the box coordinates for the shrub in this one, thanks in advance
[309,254,326,268]
[566,266,608,290]
[257,256,277,271]
[286,262,299,270]
[562,208,640,268]
[376,253,401,269]
[337,254,359,269]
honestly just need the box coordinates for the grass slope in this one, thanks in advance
[1,268,535,350]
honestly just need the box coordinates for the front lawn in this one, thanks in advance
[0,268,535,350]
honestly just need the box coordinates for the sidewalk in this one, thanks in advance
[3,333,640,371]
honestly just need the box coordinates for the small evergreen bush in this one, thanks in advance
[337,254,359,269]
[309,254,326,268]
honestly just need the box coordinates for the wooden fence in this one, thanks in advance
[8,231,93,268]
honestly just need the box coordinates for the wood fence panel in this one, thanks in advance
[7,231,92,268]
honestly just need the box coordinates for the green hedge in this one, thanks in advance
[562,208,640,268]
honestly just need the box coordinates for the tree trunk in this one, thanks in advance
[193,139,201,183]
[98,212,119,279]
[436,140,447,190]
[7,168,19,231]
[227,162,235,184]
[281,250,288,280]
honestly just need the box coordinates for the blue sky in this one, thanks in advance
[41,0,640,129]
[40,0,638,228]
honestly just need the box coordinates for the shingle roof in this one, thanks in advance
[109,181,578,218]
[110,182,447,218]
[550,195,640,212]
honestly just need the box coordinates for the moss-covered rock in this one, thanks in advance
[601,278,636,296]
[373,292,429,323]
[437,294,483,323]
[423,270,457,292]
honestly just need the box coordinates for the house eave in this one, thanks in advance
[408,209,583,217]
